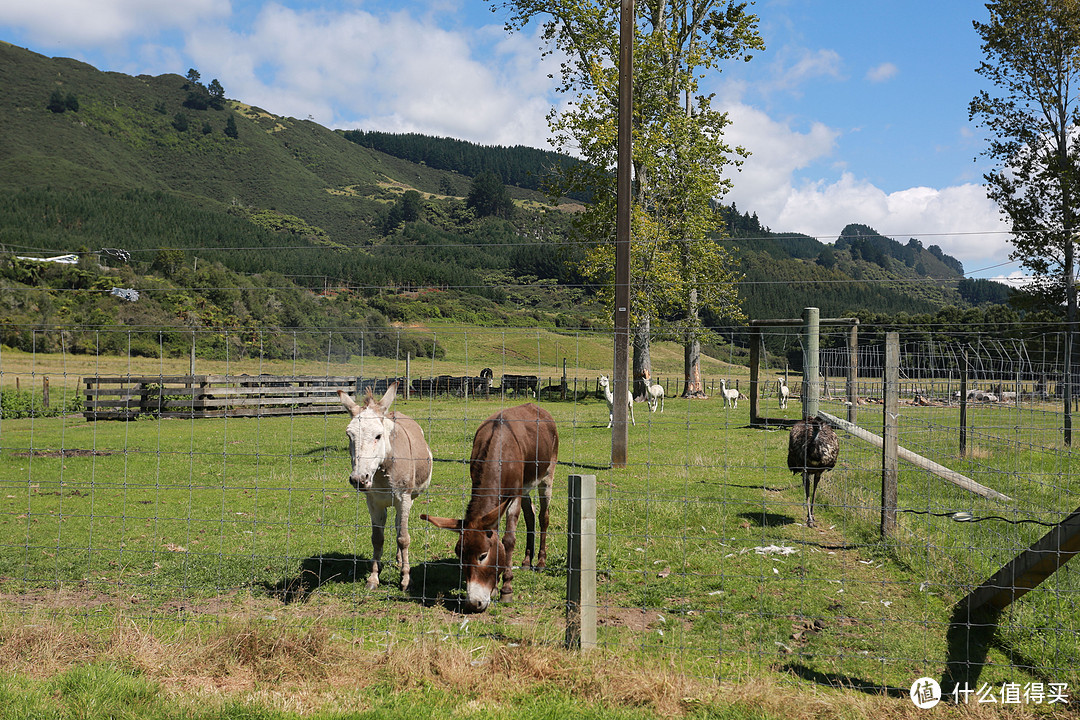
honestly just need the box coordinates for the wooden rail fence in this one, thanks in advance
[82,375,365,420]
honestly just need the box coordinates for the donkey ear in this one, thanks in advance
[476,497,514,530]
[379,382,398,412]
[337,389,361,417]
[420,513,462,532]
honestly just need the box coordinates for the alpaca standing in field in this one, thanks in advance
[599,375,635,427]
[778,379,790,410]
[720,379,741,409]
[787,417,839,528]
[642,369,665,413]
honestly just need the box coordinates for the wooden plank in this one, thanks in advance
[964,504,1080,613]
[818,410,1013,502]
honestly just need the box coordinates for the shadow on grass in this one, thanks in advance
[940,604,1004,694]
[262,553,468,612]
[404,557,467,613]
[264,552,371,604]
[738,511,796,528]
[781,664,907,698]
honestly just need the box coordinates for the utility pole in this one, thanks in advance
[612,0,633,468]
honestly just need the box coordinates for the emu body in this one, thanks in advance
[787,417,839,527]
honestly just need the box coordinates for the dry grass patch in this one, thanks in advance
[0,610,1069,718]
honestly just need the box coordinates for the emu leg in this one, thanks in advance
[804,472,821,528]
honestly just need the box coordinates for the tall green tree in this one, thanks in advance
[492,0,759,396]
[970,0,1080,318]
[466,171,515,219]
[970,0,1080,442]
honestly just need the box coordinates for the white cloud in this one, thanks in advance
[770,48,844,92]
[866,62,898,83]
[721,96,1013,274]
[185,5,558,146]
[0,0,227,46]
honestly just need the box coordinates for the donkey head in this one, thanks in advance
[421,499,512,613]
[338,383,398,491]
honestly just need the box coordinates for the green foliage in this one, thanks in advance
[970,0,1080,312]
[341,129,581,197]
[0,387,82,419]
[466,171,515,219]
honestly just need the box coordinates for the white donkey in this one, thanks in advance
[778,379,790,409]
[599,374,635,428]
[338,383,432,591]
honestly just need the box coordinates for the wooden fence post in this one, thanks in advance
[882,332,899,537]
[42,376,49,410]
[960,348,968,457]
[566,473,597,651]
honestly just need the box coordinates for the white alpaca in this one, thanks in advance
[720,379,741,409]
[641,369,665,413]
[778,379,790,409]
[599,375,635,427]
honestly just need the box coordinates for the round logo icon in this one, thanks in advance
[910,677,942,709]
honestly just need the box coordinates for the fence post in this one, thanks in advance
[882,332,899,537]
[42,376,50,410]
[960,348,968,457]
[802,307,820,418]
[566,473,597,651]
[847,322,859,425]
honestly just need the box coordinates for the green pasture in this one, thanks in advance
[3,384,1078,698]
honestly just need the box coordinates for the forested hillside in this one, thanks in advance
[0,41,1025,362]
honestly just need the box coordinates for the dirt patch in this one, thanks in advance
[11,449,113,458]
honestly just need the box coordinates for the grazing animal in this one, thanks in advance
[599,374,635,427]
[778,379,790,409]
[642,369,665,413]
[501,374,539,397]
[720,379,742,409]
[422,404,558,613]
[787,417,840,528]
[338,384,433,591]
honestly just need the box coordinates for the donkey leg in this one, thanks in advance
[395,494,414,592]
[499,498,522,603]
[536,474,553,569]
[366,498,388,590]
[519,495,536,569]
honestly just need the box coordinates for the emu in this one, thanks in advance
[720,379,742,409]
[599,374,635,427]
[787,417,839,528]
[778,379,790,409]
[642,369,665,413]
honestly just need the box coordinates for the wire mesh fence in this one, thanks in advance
[1,322,1078,703]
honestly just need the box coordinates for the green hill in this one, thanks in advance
[0,40,1019,361]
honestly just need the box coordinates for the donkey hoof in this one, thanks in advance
[365,577,380,591]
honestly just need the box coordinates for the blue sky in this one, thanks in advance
[0,0,1019,281]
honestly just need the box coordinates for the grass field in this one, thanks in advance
[2,342,1079,717]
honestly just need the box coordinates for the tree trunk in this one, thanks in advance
[682,288,705,397]
[633,315,651,401]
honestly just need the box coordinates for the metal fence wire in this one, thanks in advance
[1,322,1078,703]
